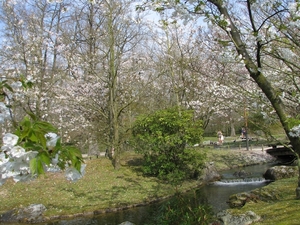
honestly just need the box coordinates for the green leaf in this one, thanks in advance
[15,117,32,141]
[26,81,34,88]
[26,111,37,121]
[131,107,204,183]
[30,158,38,175]
[73,160,82,172]
[2,81,14,92]
[23,142,44,151]
[59,146,83,172]
[66,146,83,159]
[29,132,38,143]
[55,137,62,149]
[30,157,45,176]
[13,114,84,178]
[36,131,47,149]
[34,120,57,133]
[39,151,51,166]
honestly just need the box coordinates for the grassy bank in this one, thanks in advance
[0,153,201,219]
[207,149,300,225]
[229,177,300,225]
[0,148,299,224]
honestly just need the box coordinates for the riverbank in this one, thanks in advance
[0,151,202,223]
[0,147,296,224]
[209,148,300,225]
[227,176,300,225]
[205,146,275,171]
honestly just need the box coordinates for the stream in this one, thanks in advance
[47,163,274,225]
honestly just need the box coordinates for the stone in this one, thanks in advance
[263,165,298,180]
[227,192,259,208]
[200,162,221,183]
[217,210,261,225]
[233,170,252,178]
[202,140,211,145]
[0,204,46,223]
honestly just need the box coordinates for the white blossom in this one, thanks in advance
[10,81,22,90]
[0,102,10,124]
[1,130,84,185]
[18,151,38,163]
[3,133,19,146]
[46,132,60,149]
[289,125,300,137]
[9,146,26,158]
[65,164,86,182]
[0,152,9,166]
[51,153,59,165]
[288,3,299,15]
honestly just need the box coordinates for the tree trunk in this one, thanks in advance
[107,2,121,170]
[230,117,236,137]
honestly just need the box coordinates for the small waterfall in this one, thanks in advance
[214,177,268,185]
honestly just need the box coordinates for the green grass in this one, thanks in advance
[0,156,200,218]
[229,177,300,225]
[203,134,287,147]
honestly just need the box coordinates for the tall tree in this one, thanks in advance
[139,0,300,197]
[64,0,147,168]
[0,0,72,123]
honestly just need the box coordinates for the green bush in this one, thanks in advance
[131,107,205,184]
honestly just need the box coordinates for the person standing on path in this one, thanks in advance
[217,131,224,145]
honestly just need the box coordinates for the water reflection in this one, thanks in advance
[47,203,164,225]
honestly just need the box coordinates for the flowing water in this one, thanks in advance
[46,163,274,225]
[198,163,274,213]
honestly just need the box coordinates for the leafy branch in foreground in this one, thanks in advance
[0,115,85,185]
